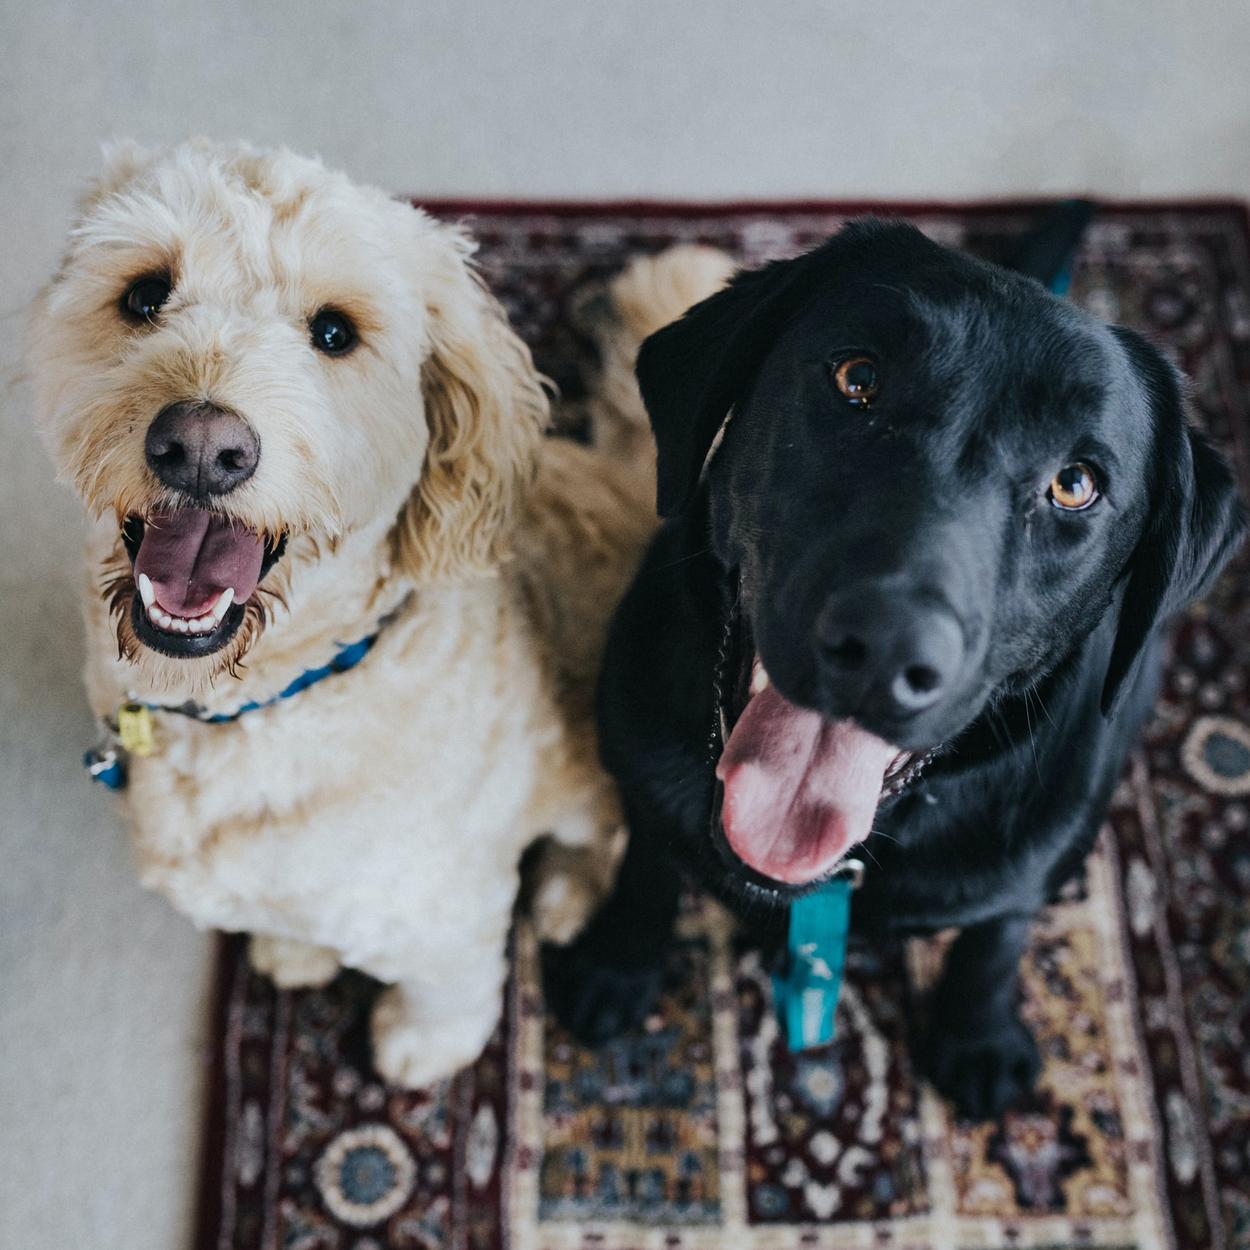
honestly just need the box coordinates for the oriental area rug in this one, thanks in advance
[197,200,1250,1250]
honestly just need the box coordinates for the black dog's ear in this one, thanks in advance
[635,232,870,515]
[1101,327,1246,714]
[635,252,824,516]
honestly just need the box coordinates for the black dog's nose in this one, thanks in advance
[818,587,965,720]
[144,401,259,498]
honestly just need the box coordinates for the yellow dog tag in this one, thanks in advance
[117,702,156,757]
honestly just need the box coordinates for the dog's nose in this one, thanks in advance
[817,586,965,721]
[144,401,259,498]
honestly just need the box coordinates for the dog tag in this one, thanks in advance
[773,864,860,1051]
[84,745,127,790]
[117,702,156,757]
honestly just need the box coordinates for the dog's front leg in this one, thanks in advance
[369,943,508,1089]
[921,913,1041,1121]
[541,806,681,1045]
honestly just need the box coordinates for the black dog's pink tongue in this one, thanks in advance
[716,684,896,885]
[134,510,264,617]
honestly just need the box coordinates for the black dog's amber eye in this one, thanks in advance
[832,356,879,406]
[1049,462,1100,511]
[122,275,171,321]
[310,308,357,355]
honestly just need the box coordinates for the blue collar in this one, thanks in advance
[156,631,378,724]
[85,623,389,791]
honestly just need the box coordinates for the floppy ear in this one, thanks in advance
[636,244,837,516]
[1101,327,1246,713]
[392,222,549,581]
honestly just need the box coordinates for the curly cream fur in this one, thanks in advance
[393,227,550,580]
[29,139,731,1086]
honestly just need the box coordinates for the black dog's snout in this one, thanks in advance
[818,587,965,720]
[145,401,259,498]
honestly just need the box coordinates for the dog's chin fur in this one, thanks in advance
[31,139,723,1087]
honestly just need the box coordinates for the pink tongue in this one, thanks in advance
[134,511,264,618]
[716,685,897,885]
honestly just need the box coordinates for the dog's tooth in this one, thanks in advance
[137,573,155,609]
[151,608,171,629]
[187,617,204,633]
[173,617,189,633]
[750,659,771,695]
[211,587,235,622]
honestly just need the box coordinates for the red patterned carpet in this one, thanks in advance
[196,201,1250,1250]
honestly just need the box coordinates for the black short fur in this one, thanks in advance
[544,219,1245,1120]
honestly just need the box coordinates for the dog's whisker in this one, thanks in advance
[1020,688,1045,786]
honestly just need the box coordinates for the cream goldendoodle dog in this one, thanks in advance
[29,139,731,1086]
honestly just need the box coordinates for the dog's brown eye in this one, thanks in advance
[1049,462,1100,511]
[832,356,879,406]
[122,275,171,321]
[310,308,357,355]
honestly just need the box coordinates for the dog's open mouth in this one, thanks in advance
[710,602,935,888]
[120,511,285,658]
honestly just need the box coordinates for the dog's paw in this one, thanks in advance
[248,935,340,989]
[923,1013,1042,1121]
[369,985,495,1089]
[531,870,601,946]
[523,826,626,947]
[541,936,666,1046]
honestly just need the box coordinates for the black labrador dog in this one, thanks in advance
[545,219,1245,1119]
